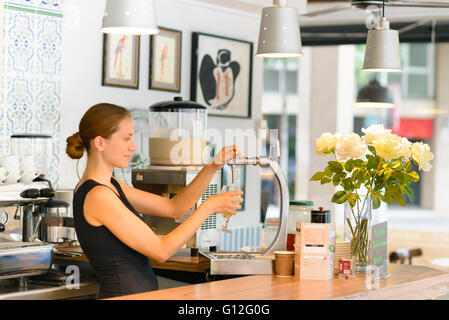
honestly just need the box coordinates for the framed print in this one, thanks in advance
[149,27,182,92]
[221,165,246,210]
[102,34,140,89]
[191,32,253,119]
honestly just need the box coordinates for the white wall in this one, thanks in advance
[59,0,263,227]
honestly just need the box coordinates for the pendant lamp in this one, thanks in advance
[362,2,401,72]
[256,0,303,58]
[356,79,394,109]
[102,0,159,35]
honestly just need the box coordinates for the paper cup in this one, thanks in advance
[274,251,295,277]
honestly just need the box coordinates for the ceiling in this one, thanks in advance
[192,0,449,26]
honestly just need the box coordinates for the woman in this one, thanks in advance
[66,103,243,299]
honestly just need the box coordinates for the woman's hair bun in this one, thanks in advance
[66,132,85,159]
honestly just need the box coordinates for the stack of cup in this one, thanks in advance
[1,155,24,183]
[0,154,39,184]
[20,155,39,183]
[334,240,352,275]
[274,251,295,277]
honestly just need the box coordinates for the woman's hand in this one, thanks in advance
[210,145,243,170]
[200,189,244,215]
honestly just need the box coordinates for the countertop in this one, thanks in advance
[108,264,449,300]
[53,246,210,273]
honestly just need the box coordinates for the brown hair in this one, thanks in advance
[66,103,131,159]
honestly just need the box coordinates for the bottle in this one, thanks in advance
[287,201,313,251]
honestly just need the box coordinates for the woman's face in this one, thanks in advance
[103,117,137,168]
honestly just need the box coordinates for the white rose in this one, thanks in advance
[399,137,412,161]
[361,124,392,144]
[372,133,404,161]
[315,132,340,156]
[335,133,367,160]
[411,142,434,171]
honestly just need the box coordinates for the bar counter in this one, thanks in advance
[109,264,449,300]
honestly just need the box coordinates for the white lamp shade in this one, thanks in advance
[363,23,402,72]
[102,0,159,35]
[256,2,303,58]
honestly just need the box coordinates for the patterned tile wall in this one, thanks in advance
[1,0,63,186]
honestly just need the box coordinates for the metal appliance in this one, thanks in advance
[132,165,221,250]
[200,156,290,275]
[0,181,55,280]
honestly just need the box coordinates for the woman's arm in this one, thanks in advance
[84,185,242,263]
[116,145,240,219]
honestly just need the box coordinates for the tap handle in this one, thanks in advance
[269,139,280,163]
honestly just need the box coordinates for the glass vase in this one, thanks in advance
[344,197,373,273]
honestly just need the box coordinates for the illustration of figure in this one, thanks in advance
[199,49,240,110]
[158,43,169,82]
[114,35,127,78]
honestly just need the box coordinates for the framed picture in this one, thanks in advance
[149,27,182,92]
[221,165,246,210]
[102,34,140,89]
[191,32,253,119]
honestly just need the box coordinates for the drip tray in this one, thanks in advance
[200,250,275,275]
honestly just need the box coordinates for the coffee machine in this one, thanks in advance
[0,181,55,280]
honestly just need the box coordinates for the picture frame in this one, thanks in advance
[191,32,253,119]
[102,34,140,89]
[149,27,182,92]
[221,165,246,211]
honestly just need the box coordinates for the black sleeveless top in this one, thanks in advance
[73,177,158,299]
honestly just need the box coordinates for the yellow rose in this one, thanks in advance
[399,137,412,161]
[315,133,340,156]
[411,142,434,171]
[335,133,367,160]
[372,133,404,161]
[362,124,392,144]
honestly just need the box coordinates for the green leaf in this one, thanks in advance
[404,160,412,172]
[341,178,354,191]
[310,172,325,181]
[392,193,405,207]
[367,156,377,170]
[406,171,420,183]
[348,193,358,208]
[345,160,354,172]
[320,177,331,185]
[332,191,347,204]
[324,166,333,177]
[329,161,343,172]
[405,185,415,202]
[368,145,377,155]
[353,159,364,167]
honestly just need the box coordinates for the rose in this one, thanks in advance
[335,133,367,160]
[372,133,406,161]
[411,142,434,171]
[315,133,340,156]
[361,124,392,144]
[399,137,412,161]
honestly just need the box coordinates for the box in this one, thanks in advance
[297,222,336,280]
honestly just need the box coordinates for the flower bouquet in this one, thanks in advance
[310,124,433,272]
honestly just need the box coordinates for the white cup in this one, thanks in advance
[5,172,23,184]
[0,167,10,182]
[21,155,35,167]
[1,155,21,168]
[22,164,37,174]
[19,172,39,183]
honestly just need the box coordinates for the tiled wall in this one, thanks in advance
[1,0,63,185]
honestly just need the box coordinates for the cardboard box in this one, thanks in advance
[297,222,336,280]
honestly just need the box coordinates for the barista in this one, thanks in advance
[66,103,243,299]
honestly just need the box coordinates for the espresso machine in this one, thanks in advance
[0,181,55,280]
[131,97,222,252]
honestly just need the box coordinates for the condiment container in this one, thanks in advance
[287,201,313,251]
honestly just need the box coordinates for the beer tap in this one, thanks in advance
[226,147,290,255]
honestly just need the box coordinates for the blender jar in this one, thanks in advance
[10,134,52,177]
[148,97,207,165]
